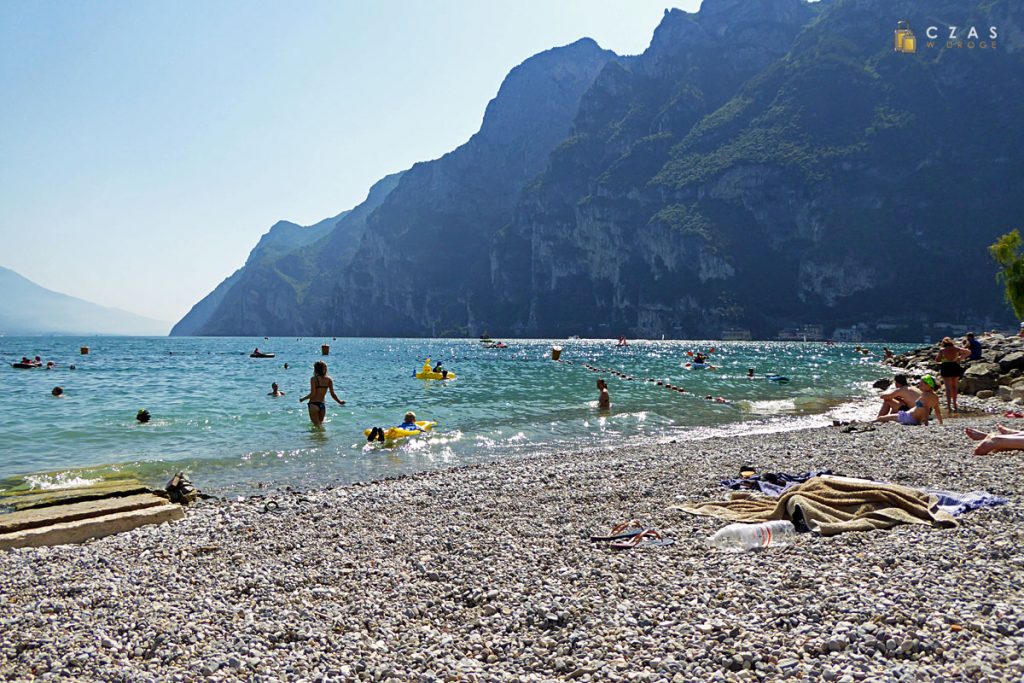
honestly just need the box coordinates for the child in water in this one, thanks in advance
[367,412,423,442]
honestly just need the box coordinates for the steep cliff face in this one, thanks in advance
[171,211,348,335]
[174,172,402,336]
[329,39,617,337]
[489,0,1024,337]
[178,0,1023,338]
[489,0,817,337]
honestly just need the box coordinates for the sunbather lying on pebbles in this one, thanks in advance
[965,425,1024,455]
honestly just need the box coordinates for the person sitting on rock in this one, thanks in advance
[965,332,983,361]
[877,374,920,417]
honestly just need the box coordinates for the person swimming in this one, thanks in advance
[268,382,285,397]
[367,412,424,442]
[51,386,63,398]
[136,409,151,424]
[299,361,345,426]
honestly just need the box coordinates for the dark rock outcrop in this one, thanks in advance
[889,334,1024,397]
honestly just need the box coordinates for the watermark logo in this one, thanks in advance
[894,20,916,53]
[894,20,998,52]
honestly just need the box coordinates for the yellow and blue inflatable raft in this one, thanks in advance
[415,359,456,380]
[363,421,436,443]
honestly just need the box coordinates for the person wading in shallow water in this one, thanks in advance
[597,379,610,410]
[299,361,345,427]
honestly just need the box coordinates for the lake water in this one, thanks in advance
[0,337,904,497]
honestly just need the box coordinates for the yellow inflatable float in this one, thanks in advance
[414,359,456,380]
[363,421,436,443]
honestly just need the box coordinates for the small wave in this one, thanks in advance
[741,399,800,415]
[23,474,102,491]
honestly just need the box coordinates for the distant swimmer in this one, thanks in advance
[747,368,755,379]
[283,363,289,369]
[51,386,64,398]
[704,395,729,404]
[268,382,285,397]
[45,361,55,370]
[136,409,151,424]
[299,361,345,426]
[597,379,610,410]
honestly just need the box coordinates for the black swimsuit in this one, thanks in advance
[310,377,328,411]
[939,357,964,378]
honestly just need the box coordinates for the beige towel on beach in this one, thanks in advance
[671,476,959,536]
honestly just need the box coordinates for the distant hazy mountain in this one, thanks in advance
[0,266,168,336]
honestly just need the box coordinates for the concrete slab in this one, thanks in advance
[0,503,185,551]
[0,481,151,512]
[0,493,168,535]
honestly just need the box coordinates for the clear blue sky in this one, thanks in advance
[0,1,698,325]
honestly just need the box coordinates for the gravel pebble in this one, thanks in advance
[1,415,1022,681]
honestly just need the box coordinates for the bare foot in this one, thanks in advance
[964,427,988,442]
[974,437,999,456]
[997,424,1021,435]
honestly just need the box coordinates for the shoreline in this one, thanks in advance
[1,392,886,499]
[2,416,1021,681]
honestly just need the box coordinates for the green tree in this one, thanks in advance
[989,230,1024,320]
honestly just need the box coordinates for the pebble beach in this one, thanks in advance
[2,415,1022,683]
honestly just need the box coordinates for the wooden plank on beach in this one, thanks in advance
[0,503,184,551]
[0,481,151,512]
[0,493,168,535]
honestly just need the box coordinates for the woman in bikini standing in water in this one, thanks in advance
[299,361,345,426]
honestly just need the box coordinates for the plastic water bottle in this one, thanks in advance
[707,521,797,551]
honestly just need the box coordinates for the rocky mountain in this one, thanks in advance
[0,266,168,336]
[171,172,402,336]
[177,0,1024,339]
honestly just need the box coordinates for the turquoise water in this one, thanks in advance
[0,337,905,496]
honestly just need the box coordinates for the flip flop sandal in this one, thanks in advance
[610,528,676,551]
[589,519,649,543]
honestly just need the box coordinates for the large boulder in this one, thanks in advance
[960,362,1000,395]
[999,351,1024,373]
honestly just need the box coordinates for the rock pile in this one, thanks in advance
[889,333,1024,402]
